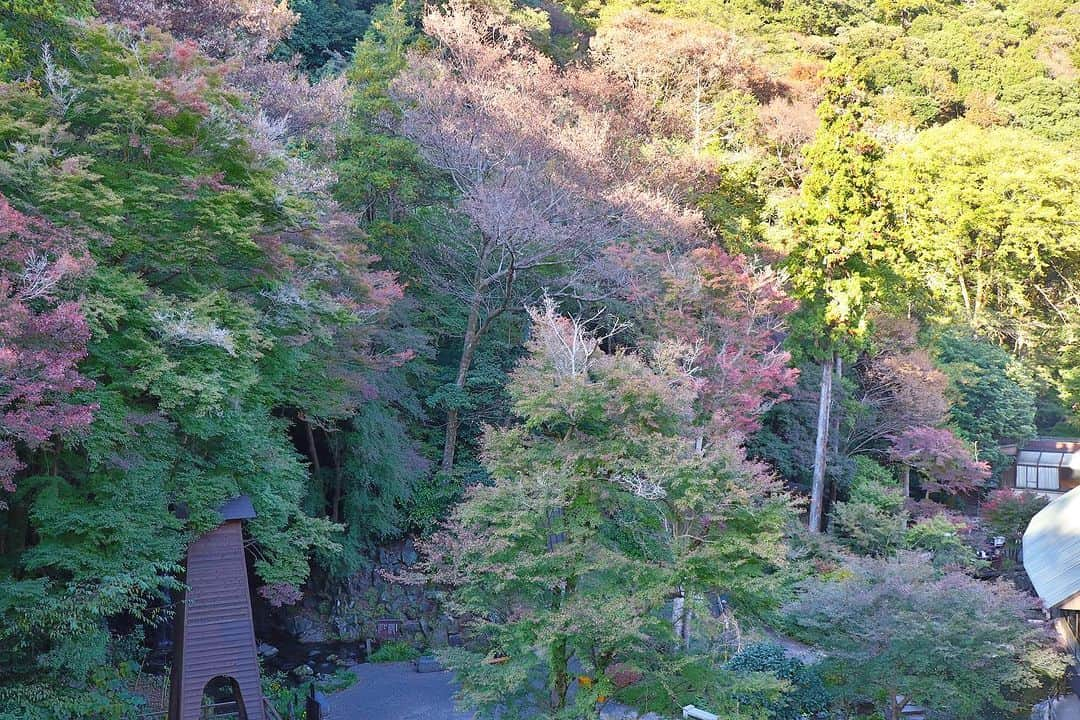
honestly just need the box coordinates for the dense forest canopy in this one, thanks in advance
[0,0,1078,718]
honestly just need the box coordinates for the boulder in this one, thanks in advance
[415,655,443,673]
[256,642,279,658]
[402,538,419,565]
[599,701,640,720]
[288,613,331,644]
[598,702,669,720]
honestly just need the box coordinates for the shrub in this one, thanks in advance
[723,643,830,720]
[830,500,907,557]
[981,489,1049,542]
[905,515,979,569]
[369,640,421,663]
[848,458,904,511]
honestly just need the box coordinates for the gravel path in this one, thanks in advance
[327,661,475,720]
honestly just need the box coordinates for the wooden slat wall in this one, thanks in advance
[169,520,265,720]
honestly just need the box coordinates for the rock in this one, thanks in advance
[402,538,419,565]
[256,643,279,658]
[415,655,443,673]
[599,701,640,720]
[288,613,330,644]
[447,632,464,647]
[291,664,314,679]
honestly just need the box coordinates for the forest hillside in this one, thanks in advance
[1,0,1079,718]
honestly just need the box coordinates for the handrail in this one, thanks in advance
[136,696,289,719]
[263,697,285,720]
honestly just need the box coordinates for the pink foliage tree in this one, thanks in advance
[0,195,95,499]
[688,246,798,435]
[257,582,303,608]
[611,242,797,438]
[96,0,298,56]
[393,0,699,473]
[888,426,990,498]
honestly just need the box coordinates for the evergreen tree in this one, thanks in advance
[783,54,896,531]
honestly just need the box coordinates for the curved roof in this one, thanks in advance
[1023,486,1080,608]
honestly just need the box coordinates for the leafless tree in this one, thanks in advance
[394,1,699,472]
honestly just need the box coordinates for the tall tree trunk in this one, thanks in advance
[809,353,835,533]
[890,692,907,720]
[550,634,570,710]
[826,355,843,513]
[440,300,483,474]
[331,435,343,523]
[550,573,576,711]
[4,497,28,557]
[304,419,321,476]
[900,464,911,497]
[672,587,690,650]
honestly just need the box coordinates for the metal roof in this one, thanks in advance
[1022,438,1080,453]
[1023,486,1080,608]
[218,495,257,521]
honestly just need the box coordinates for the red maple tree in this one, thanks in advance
[0,195,96,498]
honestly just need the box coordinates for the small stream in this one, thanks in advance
[260,634,367,678]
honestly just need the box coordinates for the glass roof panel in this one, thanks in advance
[1042,452,1067,467]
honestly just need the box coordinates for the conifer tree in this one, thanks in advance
[784,56,895,531]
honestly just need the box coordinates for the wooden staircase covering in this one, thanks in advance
[169,511,265,720]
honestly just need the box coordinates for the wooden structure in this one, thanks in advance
[169,496,266,720]
[375,618,402,641]
[1001,438,1080,497]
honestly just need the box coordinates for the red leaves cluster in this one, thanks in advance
[613,242,798,436]
[180,171,233,198]
[257,582,303,608]
[604,662,643,689]
[690,246,799,434]
[152,74,212,118]
[888,426,990,495]
[0,195,95,495]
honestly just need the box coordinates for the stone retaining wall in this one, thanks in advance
[284,538,462,648]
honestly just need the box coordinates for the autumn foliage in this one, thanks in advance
[0,196,95,496]
[889,426,990,496]
[0,0,1075,716]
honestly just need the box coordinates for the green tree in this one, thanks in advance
[878,122,1080,370]
[722,643,830,720]
[783,55,896,532]
[786,552,1065,720]
[0,0,91,75]
[0,21,407,714]
[904,515,980,570]
[274,0,374,71]
[829,461,908,557]
[981,489,1050,547]
[932,331,1037,473]
[421,304,793,719]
